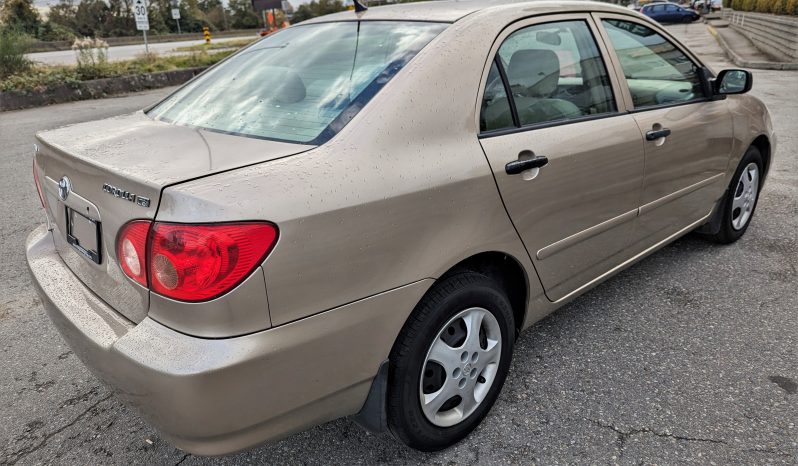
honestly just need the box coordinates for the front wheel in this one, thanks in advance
[707,146,764,243]
[387,272,515,451]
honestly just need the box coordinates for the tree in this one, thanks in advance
[291,0,345,23]
[0,0,41,36]
[47,0,78,32]
[73,0,111,36]
[102,0,135,36]
[178,0,211,32]
[228,0,260,28]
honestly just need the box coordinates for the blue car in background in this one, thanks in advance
[641,3,701,23]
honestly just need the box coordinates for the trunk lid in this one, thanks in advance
[35,111,312,323]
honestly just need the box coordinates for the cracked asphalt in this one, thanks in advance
[1,23,796,465]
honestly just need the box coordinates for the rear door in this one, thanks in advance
[478,14,645,302]
[595,15,733,252]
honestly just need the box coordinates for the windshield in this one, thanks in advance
[148,21,447,144]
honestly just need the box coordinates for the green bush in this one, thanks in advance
[770,0,786,13]
[732,0,797,13]
[37,22,76,41]
[0,0,41,36]
[0,27,32,78]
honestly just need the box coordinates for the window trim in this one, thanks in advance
[494,56,520,128]
[476,13,627,139]
[478,111,629,139]
[591,12,713,114]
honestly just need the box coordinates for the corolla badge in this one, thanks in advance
[102,183,151,208]
[57,176,71,201]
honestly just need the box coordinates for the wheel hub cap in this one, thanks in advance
[731,162,759,231]
[419,307,502,427]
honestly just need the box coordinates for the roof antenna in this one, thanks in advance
[353,0,368,13]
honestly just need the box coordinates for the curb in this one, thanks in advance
[707,24,798,70]
[0,67,206,112]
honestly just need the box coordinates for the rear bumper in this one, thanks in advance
[26,225,431,455]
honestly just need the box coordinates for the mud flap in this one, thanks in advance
[352,359,392,435]
[695,189,728,235]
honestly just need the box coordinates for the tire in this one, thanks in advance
[387,272,515,451]
[707,146,764,244]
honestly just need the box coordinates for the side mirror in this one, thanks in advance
[714,69,753,95]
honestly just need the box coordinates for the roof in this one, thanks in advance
[301,0,633,24]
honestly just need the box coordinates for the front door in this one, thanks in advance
[477,15,645,302]
[597,16,733,251]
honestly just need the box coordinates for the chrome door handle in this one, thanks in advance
[646,128,672,141]
[505,156,549,175]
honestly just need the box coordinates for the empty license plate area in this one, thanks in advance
[65,207,102,264]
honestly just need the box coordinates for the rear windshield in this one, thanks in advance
[147,21,447,144]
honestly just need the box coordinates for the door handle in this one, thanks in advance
[646,128,672,141]
[505,156,549,175]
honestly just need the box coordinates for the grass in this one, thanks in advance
[0,50,234,92]
[174,37,257,52]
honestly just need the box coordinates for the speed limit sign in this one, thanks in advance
[133,0,149,31]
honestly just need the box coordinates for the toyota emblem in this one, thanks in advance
[57,176,71,201]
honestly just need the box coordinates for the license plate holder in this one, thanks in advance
[65,207,102,264]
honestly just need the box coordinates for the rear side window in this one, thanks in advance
[480,61,513,132]
[483,20,616,129]
[602,19,706,108]
[148,21,446,144]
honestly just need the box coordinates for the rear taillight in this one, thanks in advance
[116,220,277,302]
[33,157,46,209]
[117,220,151,287]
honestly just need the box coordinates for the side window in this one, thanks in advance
[602,19,706,108]
[480,61,514,132]
[494,20,616,127]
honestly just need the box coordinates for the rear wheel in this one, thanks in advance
[707,146,763,243]
[387,272,515,451]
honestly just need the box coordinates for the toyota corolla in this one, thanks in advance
[27,0,775,455]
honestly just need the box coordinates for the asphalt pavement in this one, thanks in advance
[0,23,796,465]
[25,35,256,66]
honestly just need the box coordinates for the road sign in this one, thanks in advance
[251,0,281,11]
[133,0,149,31]
[171,8,180,19]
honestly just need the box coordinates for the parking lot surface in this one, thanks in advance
[0,23,796,465]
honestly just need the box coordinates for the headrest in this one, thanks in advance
[271,69,306,104]
[507,49,560,98]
